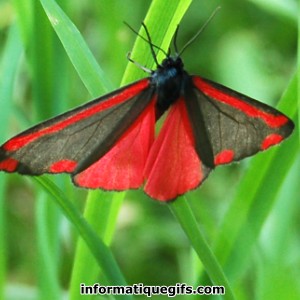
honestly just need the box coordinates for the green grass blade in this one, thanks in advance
[39,0,113,96]
[35,192,61,300]
[298,0,300,137]
[26,2,65,298]
[35,0,127,296]
[122,0,193,84]
[68,1,192,299]
[69,191,124,300]
[170,197,236,300]
[129,0,235,298]
[0,23,23,300]
[34,177,129,291]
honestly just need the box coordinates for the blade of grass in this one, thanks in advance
[0,23,23,300]
[67,1,193,298]
[31,0,56,119]
[39,0,113,96]
[36,0,126,297]
[298,0,300,139]
[28,2,65,298]
[34,177,129,296]
[170,197,236,300]
[36,191,61,300]
[122,0,193,84]
[69,191,124,300]
[31,1,125,299]
[20,1,129,295]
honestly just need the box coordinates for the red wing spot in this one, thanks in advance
[49,159,77,173]
[0,158,19,172]
[193,77,289,128]
[214,150,234,165]
[3,79,150,151]
[261,134,284,150]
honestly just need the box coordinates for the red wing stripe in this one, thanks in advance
[193,77,289,128]
[4,79,150,151]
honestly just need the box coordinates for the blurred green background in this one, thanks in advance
[0,0,298,299]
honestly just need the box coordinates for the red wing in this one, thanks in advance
[73,98,156,189]
[144,98,211,201]
[188,76,294,166]
[0,79,155,182]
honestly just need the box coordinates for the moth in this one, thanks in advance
[0,21,294,201]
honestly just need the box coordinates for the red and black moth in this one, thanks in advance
[0,22,294,201]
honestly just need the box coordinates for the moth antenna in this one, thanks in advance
[126,52,152,73]
[124,21,168,66]
[173,24,180,55]
[178,6,221,56]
